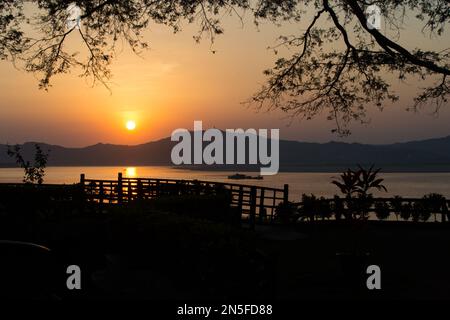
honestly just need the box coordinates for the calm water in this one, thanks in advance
[1,166,450,200]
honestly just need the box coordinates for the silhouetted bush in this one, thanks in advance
[331,195,345,220]
[423,193,447,222]
[411,201,431,222]
[274,201,299,224]
[317,197,332,220]
[390,196,403,221]
[374,201,391,220]
[347,194,374,220]
[298,194,317,221]
[400,202,412,221]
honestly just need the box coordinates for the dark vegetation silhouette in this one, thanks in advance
[7,144,49,184]
[0,167,450,299]
[331,165,387,220]
[0,1,448,133]
[274,165,449,223]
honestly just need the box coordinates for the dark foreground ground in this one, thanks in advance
[0,201,449,300]
[271,222,450,300]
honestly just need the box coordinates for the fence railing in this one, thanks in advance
[80,173,289,225]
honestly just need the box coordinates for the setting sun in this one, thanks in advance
[126,120,136,131]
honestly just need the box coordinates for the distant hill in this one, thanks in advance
[1,135,450,172]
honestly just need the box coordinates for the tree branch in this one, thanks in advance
[345,0,450,76]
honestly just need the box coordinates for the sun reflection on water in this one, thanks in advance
[125,167,137,178]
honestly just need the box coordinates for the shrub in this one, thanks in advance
[275,201,299,224]
[331,195,345,220]
[390,196,403,221]
[400,202,412,221]
[298,194,317,221]
[423,193,447,222]
[317,197,332,220]
[347,194,374,220]
[411,201,431,222]
[374,201,391,220]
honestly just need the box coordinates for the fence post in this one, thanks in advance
[259,189,266,222]
[128,179,132,202]
[156,180,160,197]
[136,179,143,200]
[237,186,244,217]
[117,172,123,204]
[99,181,104,204]
[79,174,86,203]
[283,184,289,204]
[249,187,257,230]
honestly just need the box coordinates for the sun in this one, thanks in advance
[126,120,136,131]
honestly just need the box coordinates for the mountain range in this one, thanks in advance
[1,134,450,172]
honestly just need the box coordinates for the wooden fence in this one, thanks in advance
[80,173,288,224]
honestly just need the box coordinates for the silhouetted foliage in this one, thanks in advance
[249,0,450,134]
[331,195,345,220]
[390,196,403,221]
[374,201,390,220]
[1,1,448,133]
[349,194,374,220]
[423,193,447,222]
[7,144,49,184]
[317,197,332,220]
[400,202,412,221]
[332,165,387,220]
[298,193,318,221]
[275,201,299,224]
[332,165,387,199]
[412,201,427,222]
[356,165,387,197]
[331,169,360,199]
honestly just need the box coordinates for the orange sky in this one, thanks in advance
[0,8,449,147]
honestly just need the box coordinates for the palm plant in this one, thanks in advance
[331,166,387,277]
[332,169,361,220]
[356,165,387,220]
[356,165,387,197]
[332,165,387,220]
[331,169,361,199]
